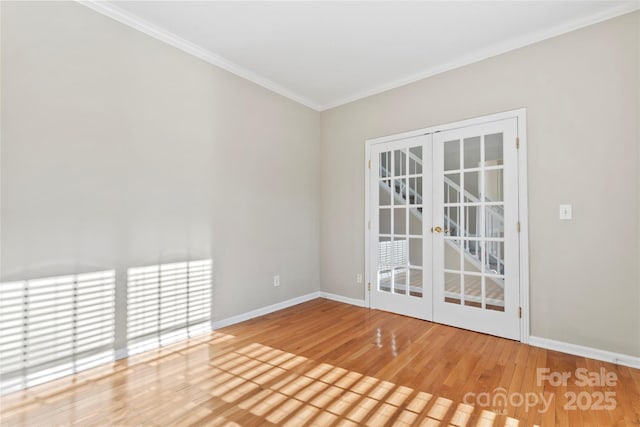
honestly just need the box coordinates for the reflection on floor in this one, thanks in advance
[2,299,639,426]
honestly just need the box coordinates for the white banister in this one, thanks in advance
[379,151,505,279]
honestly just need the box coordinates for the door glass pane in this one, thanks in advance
[394,150,406,176]
[380,151,391,178]
[444,206,459,237]
[463,205,480,238]
[463,171,480,201]
[394,208,406,235]
[485,241,504,275]
[408,177,422,205]
[484,133,503,165]
[379,180,391,206]
[393,237,407,265]
[464,275,482,308]
[438,126,510,316]
[486,276,505,312]
[393,268,407,294]
[376,142,426,303]
[409,146,422,175]
[378,237,391,266]
[445,273,461,305]
[463,137,481,169]
[379,270,391,292]
[444,140,460,171]
[485,206,504,238]
[379,209,391,235]
[463,241,482,273]
[393,178,406,202]
[409,269,423,297]
[484,169,503,202]
[444,240,461,270]
[409,238,422,266]
[444,174,460,204]
[409,211,422,235]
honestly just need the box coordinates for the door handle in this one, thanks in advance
[432,226,450,234]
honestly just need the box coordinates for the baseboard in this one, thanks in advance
[213,293,639,371]
[117,292,323,359]
[319,291,366,307]
[529,336,640,369]
[211,291,321,330]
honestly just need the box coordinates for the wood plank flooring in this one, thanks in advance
[1,298,639,426]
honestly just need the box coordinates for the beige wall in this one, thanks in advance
[0,0,321,347]
[2,2,638,358]
[320,12,640,356]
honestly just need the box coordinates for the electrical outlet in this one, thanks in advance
[356,273,363,284]
[273,275,280,287]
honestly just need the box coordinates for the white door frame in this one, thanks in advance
[364,108,529,343]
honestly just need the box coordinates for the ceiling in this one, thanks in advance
[85,1,639,111]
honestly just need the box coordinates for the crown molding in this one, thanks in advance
[317,2,640,111]
[77,0,322,111]
[77,1,638,113]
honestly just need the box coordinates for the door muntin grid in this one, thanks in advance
[377,146,424,298]
[442,133,505,311]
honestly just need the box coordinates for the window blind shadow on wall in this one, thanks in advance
[126,259,212,355]
[0,271,116,394]
[0,259,213,393]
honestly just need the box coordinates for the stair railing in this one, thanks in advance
[377,151,505,278]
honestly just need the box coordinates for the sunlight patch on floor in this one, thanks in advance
[1,331,538,426]
[202,336,536,427]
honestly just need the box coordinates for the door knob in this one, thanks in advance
[432,226,450,233]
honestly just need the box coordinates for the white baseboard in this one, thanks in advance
[319,291,366,307]
[118,291,363,355]
[529,336,640,369]
[211,291,321,330]
[212,293,640,371]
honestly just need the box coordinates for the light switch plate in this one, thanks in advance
[559,204,572,220]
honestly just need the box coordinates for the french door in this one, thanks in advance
[368,116,522,340]
[369,135,433,320]
[432,118,520,339]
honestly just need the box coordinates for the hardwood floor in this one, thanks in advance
[1,298,639,426]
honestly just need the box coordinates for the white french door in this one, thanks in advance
[369,135,433,320]
[368,114,523,340]
[432,118,520,339]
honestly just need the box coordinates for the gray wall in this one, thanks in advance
[320,12,640,357]
[0,0,321,347]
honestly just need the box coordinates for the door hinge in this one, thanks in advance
[368,221,371,230]
[368,160,371,169]
[517,222,521,233]
[516,137,520,149]
[368,282,371,291]
[518,307,522,318]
